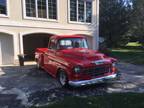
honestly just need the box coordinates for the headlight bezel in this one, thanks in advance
[73,66,82,73]
[112,62,117,67]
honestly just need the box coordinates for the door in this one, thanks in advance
[44,38,57,75]
[0,33,14,65]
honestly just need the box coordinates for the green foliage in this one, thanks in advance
[100,0,132,48]
[129,0,144,45]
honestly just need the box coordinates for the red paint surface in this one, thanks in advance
[35,35,117,82]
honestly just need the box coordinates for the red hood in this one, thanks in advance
[61,48,106,61]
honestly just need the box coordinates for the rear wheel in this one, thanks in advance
[58,70,69,87]
[36,59,42,69]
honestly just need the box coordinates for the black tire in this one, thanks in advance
[58,70,69,87]
[36,59,42,69]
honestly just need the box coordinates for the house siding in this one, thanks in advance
[0,0,99,65]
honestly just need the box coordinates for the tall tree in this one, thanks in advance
[130,0,144,45]
[100,0,132,47]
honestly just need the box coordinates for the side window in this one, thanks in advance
[49,39,56,50]
[25,0,57,19]
[0,0,7,15]
[70,0,92,23]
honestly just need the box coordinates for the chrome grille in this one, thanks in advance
[83,66,111,77]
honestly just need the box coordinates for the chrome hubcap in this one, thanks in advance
[59,72,67,86]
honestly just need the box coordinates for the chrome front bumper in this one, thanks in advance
[68,74,117,87]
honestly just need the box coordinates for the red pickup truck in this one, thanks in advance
[35,35,117,87]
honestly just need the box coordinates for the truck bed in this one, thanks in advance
[35,48,48,53]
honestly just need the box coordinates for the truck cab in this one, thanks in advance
[35,35,117,87]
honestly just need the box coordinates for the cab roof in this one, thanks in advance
[51,35,85,40]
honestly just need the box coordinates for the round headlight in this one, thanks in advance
[112,62,117,67]
[74,66,81,73]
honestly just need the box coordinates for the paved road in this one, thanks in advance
[0,62,144,108]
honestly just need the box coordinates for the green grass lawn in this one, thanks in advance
[32,93,144,108]
[110,42,144,65]
[126,42,142,47]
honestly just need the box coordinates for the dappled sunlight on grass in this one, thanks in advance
[126,42,142,47]
[110,42,144,64]
[112,49,143,53]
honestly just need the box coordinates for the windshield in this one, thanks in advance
[57,38,88,49]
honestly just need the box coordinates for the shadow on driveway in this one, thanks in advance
[0,62,144,108]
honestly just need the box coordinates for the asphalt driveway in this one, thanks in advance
[0,62,144,108]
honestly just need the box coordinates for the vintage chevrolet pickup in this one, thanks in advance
[35,35,117,87]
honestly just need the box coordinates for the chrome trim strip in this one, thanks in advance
[69,74,117,87]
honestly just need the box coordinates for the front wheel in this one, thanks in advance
[58,70,69,87]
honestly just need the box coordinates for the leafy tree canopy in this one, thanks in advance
[100,0,132,48]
